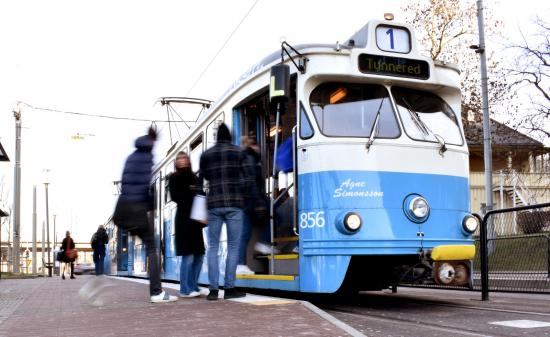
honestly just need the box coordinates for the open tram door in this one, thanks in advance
[233,65,299,277]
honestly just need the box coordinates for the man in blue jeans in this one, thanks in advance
[199,123,256,300]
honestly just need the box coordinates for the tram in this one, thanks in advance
[106,16,479,293]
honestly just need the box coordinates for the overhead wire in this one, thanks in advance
[18,101,188,123]
[185,0,260,96]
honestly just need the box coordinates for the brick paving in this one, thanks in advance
[0,276,351,337]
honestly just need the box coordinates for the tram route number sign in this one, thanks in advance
[358,54,430,80]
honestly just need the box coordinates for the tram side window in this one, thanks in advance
[309,82,400,138]
[299,102,314,139]
[206,113,225,149]
[391,86,463,146]
[190,133,203,173]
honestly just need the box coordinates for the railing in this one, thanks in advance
[480,202,550,300]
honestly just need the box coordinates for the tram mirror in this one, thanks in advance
[270,64,290,104]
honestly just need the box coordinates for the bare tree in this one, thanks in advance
[507,17,550,142]
[402,0,515,122]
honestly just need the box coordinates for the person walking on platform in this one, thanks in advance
[113,126,177,303]
[169,151,208,298]
[60,231,77,279]
[199,123,255,300]
[91,225,109,276]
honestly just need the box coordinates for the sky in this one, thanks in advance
[0,0,547,244]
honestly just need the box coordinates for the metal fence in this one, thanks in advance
[479,202,550,299]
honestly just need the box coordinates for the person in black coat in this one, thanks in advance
[169,151,206,297]
[113,126,177,303]
[60,231,76,279]
[91,225,109,276]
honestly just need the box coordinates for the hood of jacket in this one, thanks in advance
[135,135,154,151]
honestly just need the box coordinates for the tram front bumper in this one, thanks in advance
[429,244,476,286]
[431,244,476,261]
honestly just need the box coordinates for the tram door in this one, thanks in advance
[117,228,129,272]
[236,78,298,273]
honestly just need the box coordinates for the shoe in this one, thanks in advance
[198,288,210,296]
[62,275,65,280]
[150,290,178,303]
[291,246,299,254]
[207,289,219,301]
[224,288,246,299]
[236,265,255,275]
[70,276,76,279]
[179,291,200,298]
[254,242,280,255]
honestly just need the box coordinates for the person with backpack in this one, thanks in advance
[91,225,109,276]
[113,126,177,303]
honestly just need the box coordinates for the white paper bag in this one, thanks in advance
[190,195,208,224]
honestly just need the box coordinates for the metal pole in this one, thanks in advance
[12,106,22,273]
[476,0,493,214]
[53,214,56,276]
[480,215,489,300]
[476,0,493,301]
[32,186,37,274]
[45,183,51,277]
[41,221,45,275]
[269,103,281,275]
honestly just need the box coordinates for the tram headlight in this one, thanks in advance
[344,213,362,232]
[462,214,480,234]
[336,212,362,234]
[403,195,430,223]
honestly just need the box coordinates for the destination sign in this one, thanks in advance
[358,54,430,80]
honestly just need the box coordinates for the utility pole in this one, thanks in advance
[475,0,493,302]
[32,186,37,274]
[44,181,51,277]
[476,0,493,214]
[12,104,22,273]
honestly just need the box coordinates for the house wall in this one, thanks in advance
[470,171,550,213]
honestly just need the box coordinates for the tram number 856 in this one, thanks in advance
[300,211,325,228]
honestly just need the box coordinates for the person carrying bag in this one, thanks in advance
[60,231,77,279]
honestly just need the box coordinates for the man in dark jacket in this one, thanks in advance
[199,123,255,300]
[114,127,177,303]
[91,225,109,276]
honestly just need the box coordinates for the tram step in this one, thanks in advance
[255,254,298,275]
[236,274,295,281]
[273,236,298,243]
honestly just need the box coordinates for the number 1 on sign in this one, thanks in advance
[386,28,394,49]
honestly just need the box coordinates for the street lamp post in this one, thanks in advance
[44,177,52,277]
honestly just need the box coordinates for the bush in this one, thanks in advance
[517,211,548,234]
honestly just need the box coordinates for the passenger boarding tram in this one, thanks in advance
[106,16,479,293]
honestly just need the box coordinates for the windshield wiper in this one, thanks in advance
[401,98,447,156]
[365,97,384,151]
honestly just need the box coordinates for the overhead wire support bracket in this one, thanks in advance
[281,41,308,74]
[158,97,213,109]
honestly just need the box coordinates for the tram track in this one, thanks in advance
[312,290,550,337]
[322,306,493,337]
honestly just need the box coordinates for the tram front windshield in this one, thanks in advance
[309,83,400,138]
[391,86,463,146]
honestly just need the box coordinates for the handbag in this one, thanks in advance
[65,249,78,261]
[190,195,208,225]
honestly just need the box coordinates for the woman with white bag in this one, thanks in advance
[169,152,208,298]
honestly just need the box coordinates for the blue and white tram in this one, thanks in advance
[106,16,479,293]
